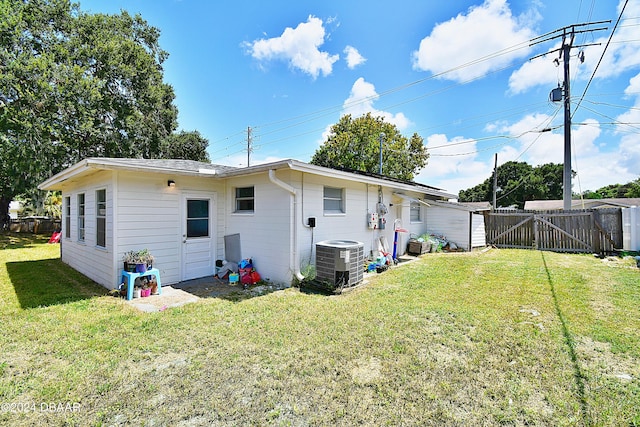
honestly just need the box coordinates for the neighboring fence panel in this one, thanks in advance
[485,212,534,249]
[485,208,621,254]
[8,218,61,234]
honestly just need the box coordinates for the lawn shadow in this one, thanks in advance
[6,258,106,309]
[0,232,53,250]
[540,251,590,425]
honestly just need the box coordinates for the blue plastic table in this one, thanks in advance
[120,268,162,300]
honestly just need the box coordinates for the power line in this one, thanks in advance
[207,17,632,168]
[209,35,538,153]
[572,0,630,119]
[530,20,610,210]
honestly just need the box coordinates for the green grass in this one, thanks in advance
[1,233,639,426]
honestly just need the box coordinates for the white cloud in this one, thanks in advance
[246,15,339,79]
[319,78,412,146]
[419,113,616,194]
[415,134,489,193]
[342,77,410,129]
[485,111,636,192]
[411,0,538,82]
[614,73,640,175]
[490,112,565,164]
[343,45,366,69]
[625,72,640,95]
[508,44,562,95]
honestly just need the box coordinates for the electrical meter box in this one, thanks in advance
[367,212,379,229]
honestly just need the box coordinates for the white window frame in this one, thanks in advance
[323,186,345,214]
[234,186,254,213]
[77,193,85,242]
[410,200,422,223]
[96,189,106,248]
[64,196,71,239]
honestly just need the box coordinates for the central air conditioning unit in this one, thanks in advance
[315,240,364,291]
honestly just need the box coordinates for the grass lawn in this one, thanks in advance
[1,233,639,426]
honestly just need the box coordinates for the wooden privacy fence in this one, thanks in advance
[484,208,622,254]
[8,218,61,234]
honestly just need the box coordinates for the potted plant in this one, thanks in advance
[122,249,154,273]
[140,282,151,297]
[123,251,138,272]
[137,248,154,270]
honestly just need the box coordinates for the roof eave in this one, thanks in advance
[38,158,224,190]
[38,159,92,190]
[218,159,454,199]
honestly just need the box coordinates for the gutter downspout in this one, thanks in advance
[268,169,304,281]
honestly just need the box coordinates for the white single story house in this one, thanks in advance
[39,157,483,290]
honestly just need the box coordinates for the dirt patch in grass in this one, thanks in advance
[577,336,638,381]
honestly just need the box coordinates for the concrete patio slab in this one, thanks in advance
[126,286,200,312]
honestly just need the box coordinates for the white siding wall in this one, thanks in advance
[294,172,400,267]
[224,172,292,283]
[425,205,471,251]
[470,213,487,249]
[115,172,225,287]
[115,171,181,286]
[60,170,115,288]
[225,170,408,284]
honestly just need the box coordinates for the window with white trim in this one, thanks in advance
[96,189,106,247]
[410,200,422,222]
[323,186,344,213]
[235,186,254,212]
[64,196,71,239]
[77,193,85,242]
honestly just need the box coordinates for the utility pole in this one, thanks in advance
[246,126,252,167]
[492,153,498,210]
[379,132,385,176]
[561,29,573,211]
[529,21,609,210]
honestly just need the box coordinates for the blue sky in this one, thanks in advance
[78,0,640,196]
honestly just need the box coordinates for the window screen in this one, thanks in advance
[235,186,254,212]
[64,196,71,239]
[96,189,106,247]
[77,193,85,242]
[323,186,344,213]
[410,200,422,222]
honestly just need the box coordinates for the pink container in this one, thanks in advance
[141,288,151,297]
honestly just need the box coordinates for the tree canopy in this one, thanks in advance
[0,0,180,227]
[458,161,565,209]
[582,178,640,199]
[159,130,210,162]
[310,113,429,181]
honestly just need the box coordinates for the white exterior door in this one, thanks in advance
[182,192,216,281]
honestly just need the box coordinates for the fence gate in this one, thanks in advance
[485,209,621,254]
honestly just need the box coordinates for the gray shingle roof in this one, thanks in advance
[90,158,239,174]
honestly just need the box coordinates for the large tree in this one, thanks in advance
[583,178,640,199]
[0,0,178,227]
[159,130,210,162]
[459,162,565,209]
[310,113,429,181]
